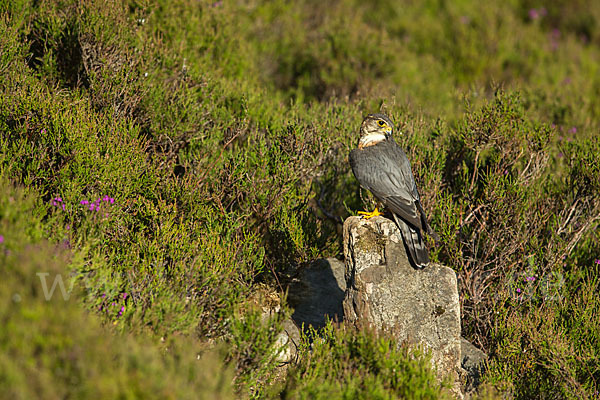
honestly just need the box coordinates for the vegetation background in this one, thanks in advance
[1,0,599,398]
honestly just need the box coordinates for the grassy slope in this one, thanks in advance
[1,0,599,398]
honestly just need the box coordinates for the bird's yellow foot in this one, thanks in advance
[358,207,382,219]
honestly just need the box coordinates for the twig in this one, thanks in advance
[460,204,486,228]
[557,198,581,235]
[195,128,242,189]
[469,150,481,192]
[316,186,343,224]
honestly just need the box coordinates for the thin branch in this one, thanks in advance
[316,186,343,224]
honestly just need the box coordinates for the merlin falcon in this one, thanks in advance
[349,113,437,269]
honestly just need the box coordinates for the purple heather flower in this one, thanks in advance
[557,152,563,159]
[595,259,600,265]
[0,235,4,243]
[516,288,522,293]
[89,204,95,211]
[120,306,125,312]
[122,293,128,299]
[103,195,109,202]
[529,8,539,20]
[526,276,536,282]
[61,204,65,211]
[568,127,577,134]
[51,200,57,206]
[56,197,62,202]
[80,200,89,205]
[109,197,115,204]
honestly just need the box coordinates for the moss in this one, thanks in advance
[355,223,388,255]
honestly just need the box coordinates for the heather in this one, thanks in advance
[0,0,599,398]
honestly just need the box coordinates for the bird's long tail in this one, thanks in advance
[392,214,429,269]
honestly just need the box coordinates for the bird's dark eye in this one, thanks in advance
[377,120,385,127]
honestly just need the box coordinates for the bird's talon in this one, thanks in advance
[358,208,382,219]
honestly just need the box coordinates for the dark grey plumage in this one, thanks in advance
[349,114,436,269]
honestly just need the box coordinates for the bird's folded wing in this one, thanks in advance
[379,193,423,230]
[355,161,423,231]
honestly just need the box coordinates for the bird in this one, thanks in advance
[349,113,438,269]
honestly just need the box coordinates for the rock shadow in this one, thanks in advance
[288,258,346,330]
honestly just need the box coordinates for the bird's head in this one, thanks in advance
[358,113,395,148]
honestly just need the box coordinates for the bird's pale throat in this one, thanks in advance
[358,133,386,149]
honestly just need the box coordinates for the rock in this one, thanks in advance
[342,216,462,389]
[288,257,346,329]
[461,338,488,395]
[274,318,301,364]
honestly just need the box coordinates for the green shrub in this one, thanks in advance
[281,322,451,399]
[485,260,600,398]
[0,179,234,399]
[1,0,599,397]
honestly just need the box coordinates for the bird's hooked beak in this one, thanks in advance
[383,125,393,138]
